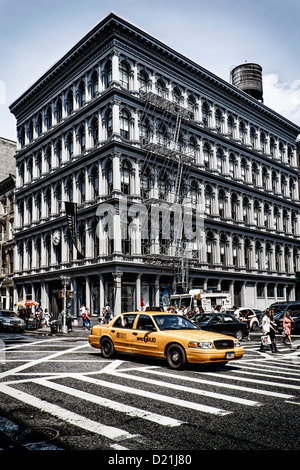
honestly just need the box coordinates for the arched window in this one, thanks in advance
[215,109,222,131]
[202,102,210,126]
[252,162,258,185]
[120,109,129,140]
[106,160,113,193]
[205,186,213,215]
[242,197,249,223]
[241,158,247,181]
[78,125,86,152]
[216,149,223,173]
[65,132,73,159]
[190,181,198,205]
[173,87,182,105]
[103,60,112,88]
[45,106,52,130]
[220,234,226,265]
[65,89,74,115]
[188,138,196,160]
[139,71,148,92]
[90,70,99,98]
[121,160,131,195]
[56,98,62,123]
[36,192,42,220]
[119,61,130,89]
[77,81,86,107]
[156,79,167,98]
[106,110,112,137]
[229,154,235,178]
[187,95,196,113]
[206,231,214,264]
[232,236,239,267]
[65,177,73,202]
[36,114,43,137]
[203,143,210,169]
[91,219,100,258]
[27,120,33,142]
[158,171,168,200]
[90,117,99,146]
[244,238,251,269]
[91,165,99,199]
[78,222,86,258]
[250,127,255,147]
[45,144,52,172]
[227,115,234,137]
[253,200,259,226]
[78,171,86,204]
[231,193,238,221]
[218,190,225,218]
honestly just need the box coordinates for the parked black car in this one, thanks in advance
[190,312,248,340]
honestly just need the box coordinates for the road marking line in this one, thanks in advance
[0,344,87,380]
[142,368,295,399]
[229,363,300,376]
[0,383,138,442]
[33,378,183,427]
[76,374,232,416]
[104,370,261,407]
[202,371,300,391]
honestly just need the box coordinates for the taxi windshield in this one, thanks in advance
[154,314,198,331]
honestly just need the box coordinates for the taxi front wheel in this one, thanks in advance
[166,344,186,369]
[101,337,115,358]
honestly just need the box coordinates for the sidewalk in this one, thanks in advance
[24,317,100,338]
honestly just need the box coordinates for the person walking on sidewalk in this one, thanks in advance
[44,309,51,327]
[269,311,278,353]
[282,311,294,347]
[85,308,91,330]
[260,309,273,352]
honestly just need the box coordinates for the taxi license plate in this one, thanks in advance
[226,352,235,359]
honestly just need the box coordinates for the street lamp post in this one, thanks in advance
[60,275,71,334]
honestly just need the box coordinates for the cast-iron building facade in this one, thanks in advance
[9,13,300,318]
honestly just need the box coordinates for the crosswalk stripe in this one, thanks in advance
[140,368,295,399]
[104,370,261,407]
[202,371,300,391]
[33,378,184,427]
[0,383,139,443]
[75,374,232,416]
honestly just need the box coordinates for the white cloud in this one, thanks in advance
[263,73,300,126]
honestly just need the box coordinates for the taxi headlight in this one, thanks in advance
[188,341,214,349]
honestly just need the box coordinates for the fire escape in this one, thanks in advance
[138,85,195,292]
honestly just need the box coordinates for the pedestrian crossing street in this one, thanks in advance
[0,336,299,450]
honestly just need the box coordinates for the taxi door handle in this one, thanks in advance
[111,330,115,333]
[132,332,138,336]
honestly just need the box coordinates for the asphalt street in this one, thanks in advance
[0,328,299,458]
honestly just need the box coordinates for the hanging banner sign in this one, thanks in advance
[65,202,85,259]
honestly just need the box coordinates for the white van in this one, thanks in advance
[170,290,232,313]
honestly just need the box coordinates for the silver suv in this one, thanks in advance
[0,310,26,332]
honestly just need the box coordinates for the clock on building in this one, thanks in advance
[52,229,61,245]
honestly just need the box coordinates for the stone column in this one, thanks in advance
[113,271,123,315]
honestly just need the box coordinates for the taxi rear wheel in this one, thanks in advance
[166,344,186,370]
[101,337,115,358]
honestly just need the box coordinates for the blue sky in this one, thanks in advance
[1,0,300,141]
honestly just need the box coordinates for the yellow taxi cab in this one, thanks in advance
[88,310,244,369]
